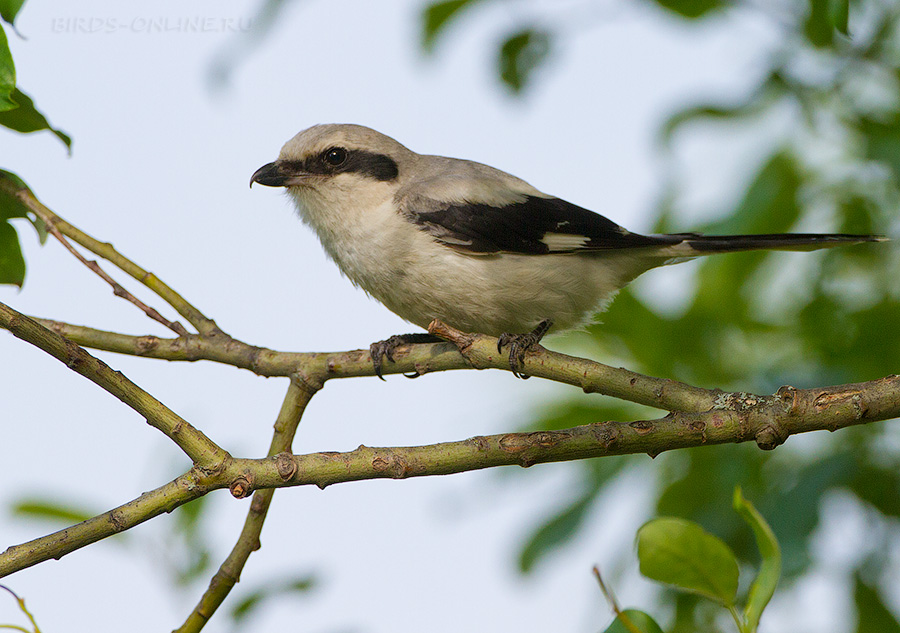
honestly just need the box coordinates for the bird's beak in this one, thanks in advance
[249,161,312,188]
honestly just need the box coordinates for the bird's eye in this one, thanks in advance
[323,147,347,166]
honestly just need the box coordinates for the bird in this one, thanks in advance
[250,123,884,378]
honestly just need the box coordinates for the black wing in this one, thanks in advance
[401,195,672,255]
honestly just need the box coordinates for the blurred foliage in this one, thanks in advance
[0,19,14,109]
[417,0,900,629]
[497,28,551,93]
[229,574,317,625]
[10,497,100,526]
[421,0,553,93]
[8,481,317,630]
[854,572,900,632]
[422,0,481,52]
[0,170,45,288]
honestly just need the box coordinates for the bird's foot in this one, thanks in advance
[369,333,443,380]
[497,319,552,379]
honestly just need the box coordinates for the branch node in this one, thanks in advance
[592,423,620,449]
[464,435,491,452]
[274,452,297,481]
[250,494,268,515]
[134,335,160,354]
[813,389,866,420]
[775,384,800,414]
[754,424,786,450]
[291,371,325,395]
[229,475,254,499]
[371,452,412,478]
[108,509,127,532]
[428,319,476,358]
[629,419,654,435]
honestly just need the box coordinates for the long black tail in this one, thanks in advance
[659,232,887,255]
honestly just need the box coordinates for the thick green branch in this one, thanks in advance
[28,317,718,413]
[0,467,217,577]
[259,377,900,488]
[428,319,718,412]
[0,303,226,465]
[3,374,895,579]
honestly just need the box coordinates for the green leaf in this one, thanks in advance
[519,486,596,573]
[604,609,665,633]
[0,0,26,26]
[0,24,16,110]
[27,212,46,244]
[231,575,317,622]
[0,220,24,286]
[637,517,739,606]
[10,498,97,524]
[651,0,724,19]
[658,82,781,146]
[860,115,900,185]
[0,168,30,220]
[733,487,781,632]
[421,0,480,52]
[702,152,802,235]
[661,105,749,146]
[831,0,849,35]
[854,573,900,633]
[498,28,550,93]
[0,88,72,150]
[173,495,208,539]
[804,0,850,42]
[848,463,900,519]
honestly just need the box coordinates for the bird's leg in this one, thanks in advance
[369,333,444,380]
[497,319,552,379]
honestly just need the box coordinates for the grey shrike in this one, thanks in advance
[251,123,884,378]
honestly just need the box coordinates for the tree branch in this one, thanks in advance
[0,302,226,466]
[38,215,190,336]
[175,374,321,633]
[2,373,896,579]
[0,174,222,337]
[0,467,216,577]
[26,316,719,413]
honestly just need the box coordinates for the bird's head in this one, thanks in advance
[250,124,411,201]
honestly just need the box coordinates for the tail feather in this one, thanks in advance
[658,233,887,256]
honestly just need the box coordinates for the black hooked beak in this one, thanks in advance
[249,161,311,188]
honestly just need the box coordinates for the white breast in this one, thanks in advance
[289,180,657,336]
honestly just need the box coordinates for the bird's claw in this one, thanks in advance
[497,319,552,379]
[370,336,403,380]
[369,333,443,380]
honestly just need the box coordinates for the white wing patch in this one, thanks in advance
[540,232,591,251]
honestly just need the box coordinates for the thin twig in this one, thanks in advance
[0,174,222,337]
[593,566,621,615]
[40,218,190,336]
[0,584,41,633]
